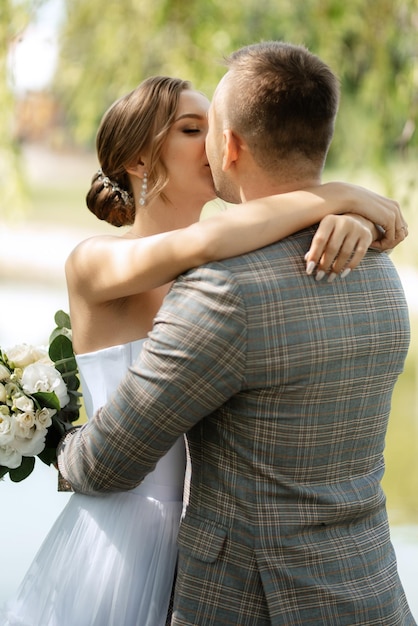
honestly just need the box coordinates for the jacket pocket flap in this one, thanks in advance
[178,515,227,563]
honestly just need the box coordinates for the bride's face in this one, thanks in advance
[160,90,216,206]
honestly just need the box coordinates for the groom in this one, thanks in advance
[58,42,414,625]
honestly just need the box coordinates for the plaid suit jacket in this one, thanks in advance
[59,227,415,625]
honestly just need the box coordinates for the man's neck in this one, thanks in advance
[239,176,322,202]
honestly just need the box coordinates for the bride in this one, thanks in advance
[2,75,404,626]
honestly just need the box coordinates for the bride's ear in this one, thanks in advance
[125,159,147,179]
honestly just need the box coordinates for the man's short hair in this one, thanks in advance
[224,41,340,175]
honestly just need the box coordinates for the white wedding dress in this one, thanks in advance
[3,340,185,626]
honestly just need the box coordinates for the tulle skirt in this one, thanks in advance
[2,488,182,626]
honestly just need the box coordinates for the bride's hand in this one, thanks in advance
[304,214,375,282]
[317,182,408,250]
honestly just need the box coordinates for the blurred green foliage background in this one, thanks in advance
[2,1,418,175]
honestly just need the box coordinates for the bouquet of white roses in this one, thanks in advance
[0,311,81,483]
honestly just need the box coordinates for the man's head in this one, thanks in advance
[206,41,340,202]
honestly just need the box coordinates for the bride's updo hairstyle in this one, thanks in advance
[86,76,192,227]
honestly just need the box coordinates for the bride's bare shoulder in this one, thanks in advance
[65,234,123,285]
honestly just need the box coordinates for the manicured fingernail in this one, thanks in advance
[315,270,326,281]
[327,272,337,283]
[306,261,316,275]
[304,252,309,260]
[341,268,351,279]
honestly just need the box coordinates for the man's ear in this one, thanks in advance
[222,129,240,172]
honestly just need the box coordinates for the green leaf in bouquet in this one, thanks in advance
[69,388,83,402]
[38,418,65,466]
[49,311,72,347]
[38,445,58,466]
[63,392,82,414]
[57,386,82,424]
[9,456,35,482]
[49,333,74,361]
[49,327,72,345]
[54,310,72,329]
[32,390,61,411]
[65,375,81,391]
[59,411,79,425]
[49,311,79,382]
[49,335,77,375]
[38,411,71,465]
[58,407,81,425]
[49,418,65,440]
[0,465,10,480]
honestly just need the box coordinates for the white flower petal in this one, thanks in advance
[14,428,47,456]
[0,445,22,469]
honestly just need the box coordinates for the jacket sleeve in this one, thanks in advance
[57,264,247,494]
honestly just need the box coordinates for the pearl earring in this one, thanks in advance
[139,172,148,206]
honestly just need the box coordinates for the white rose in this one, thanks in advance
[6,343,52,368]
[15,409,36,430]
[13,418,34,439]
[14,394,35,414]
[0,405,10,418]
[14,427,47,456]
[0,445,22,469]
[0,412,15,446]
[5,344,48,368]
[5,382,20,405]
[0,363,10,381]
[11,367,23,382]
[0,383,7,402]
[21,363,69,408]
[35,407,55,429]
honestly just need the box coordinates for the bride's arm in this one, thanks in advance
[66,181,407,302]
